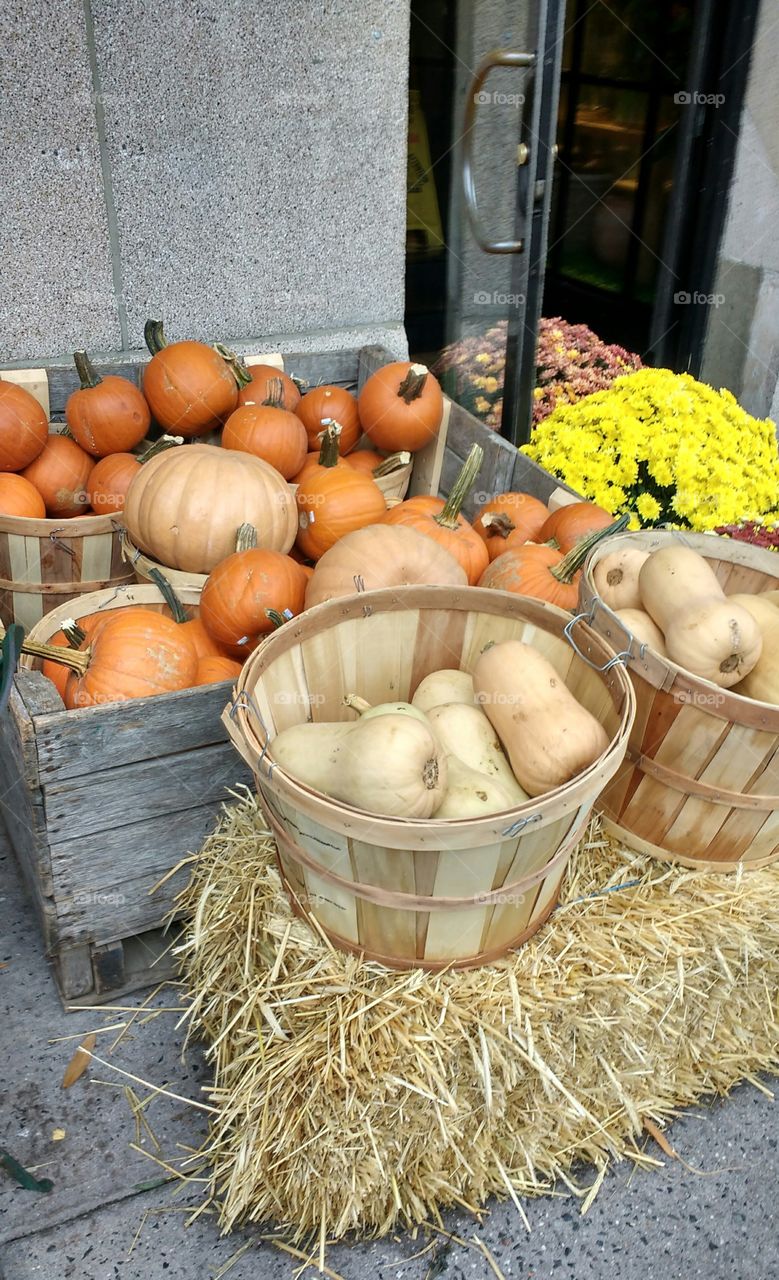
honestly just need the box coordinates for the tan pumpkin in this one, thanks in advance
[472,640,609,797]
[639,546,762,687]
[304,524,467,609]
[593,547,650,611]
[729,594,779,704]
[123,443,297,574]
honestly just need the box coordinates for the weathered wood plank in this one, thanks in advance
[56,944,94,1001]
[61,926,182,1008]
[0,684,57,933]
[43,741,248,842]
[32,678,244,782]
[511,451,581,503]
[356,344,390,389]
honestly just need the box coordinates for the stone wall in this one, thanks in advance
[701,0,779,421]
[0,0,410,365]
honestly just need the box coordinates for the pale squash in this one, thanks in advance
[729,593,779,704]
[433,756,523,819]
[426,703,527,802]
[472,640,609,797]
[411,668,475,713]
[269,714,447,818]
[593,547,649,611]
[614,607,667,655]
[639,546,762,687]
[761,589,779,608]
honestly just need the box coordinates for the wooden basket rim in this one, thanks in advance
[580,529,779,727]
[121,531,209,588]
[20,580,205,657]
[0,511,120,536]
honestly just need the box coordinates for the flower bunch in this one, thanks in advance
[714,519,779,551]
[523,367,779,531]
[434,317,641,429]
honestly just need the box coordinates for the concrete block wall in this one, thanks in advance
[0,0,410,365]
[701,0,779,421]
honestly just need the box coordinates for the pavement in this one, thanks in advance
[1,822,778,1280]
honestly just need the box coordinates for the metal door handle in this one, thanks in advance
[462,48,536,254]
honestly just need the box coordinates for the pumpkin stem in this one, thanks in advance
[61,619,87,648]
[291,374,308,395]
[214,343,252,389]
[316,420,342,467]
[265,608,290,629]
[550,514,630,584]
[480,512,515,538]
[144,319,167,355]
[397,363,429,404]
[435,444,483,530]
[73,350,102,390]
[262,376,285,409]
[372,450,411,478]
[21,637,90,674]
[147,567,188,624]
[236,523,258,552]
[343,693,372,715]
[137,434,184,464]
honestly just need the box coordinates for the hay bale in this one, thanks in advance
[175,790,779,1242]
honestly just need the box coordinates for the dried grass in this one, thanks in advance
[175,791,779,1243]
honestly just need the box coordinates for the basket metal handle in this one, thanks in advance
[564,610,631,672]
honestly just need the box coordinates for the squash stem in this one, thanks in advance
[236,523,258,552]
[214,343,252,389]
[21,638,90,673]
[550,513,630,584]
[144,319,167,355]
[73,350,102,390]
[480,512,515,538]
[343,693,372,715]
[372,450,411,478]
[147,567,188,624]
[316,421,342,467]
[397,364,429,403]
[435,444,483,529]
[137,434,183,464]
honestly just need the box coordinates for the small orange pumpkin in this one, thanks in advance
[345,448,386,475]
[42,614,105,699]
[0,472,46,519]
[358,361,443,452]
[539,501,613,553]
[0,381,49,471]
[478,515,628,608]
[296,385,361,453]
[236,362,301,412]
[65,351,150,456]
[194,655,243,685]
[87,453,142,515]
[142,320,238,437]
[296,464,387,561]
[222,401,308,480]
[291,421,349,485]
[473,492,550,561]
[382,445,488,584]
[22,435,93,517]
[200,549,307,656]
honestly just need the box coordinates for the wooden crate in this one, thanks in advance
[0,342,569,1005]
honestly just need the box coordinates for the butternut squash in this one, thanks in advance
[639,546,762,687]
[269,714,447,818]
[593,547,649,611]
[729,593,779,704]
[411,668,474,713]
[426,703,527,803]
[433,756,524,819]
[472,640,609,797]
[761,589,779,608]
[614,607,667,655]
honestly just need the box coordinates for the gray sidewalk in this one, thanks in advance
[1,827,777,1280]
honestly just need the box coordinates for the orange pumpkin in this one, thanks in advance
[237,362,301,412]
[473,492,549,561]
[296,465,387,561]
[54,609,198,707]
[296,385,361,453]
[345,448,386,475]
[0,381,49,471]
[0,473,46,518]
[478,514,628,608]
[382,445,488,584]
[142,320,238,437]
[200,549,307,656]
[65,352,150,456]
[358,361,443,452]
[539,501,612,553]
[291,421,349,485]
[22,435,93,517]
[42,614,105,700]
[87,453,142,515]
[222,403,308,480]
[194,655,243,685]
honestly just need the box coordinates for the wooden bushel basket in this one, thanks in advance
[0,512,132,630]
[223,586,635,969]
[580,530,779,871]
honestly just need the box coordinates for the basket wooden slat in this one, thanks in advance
[224,585,635,969]
[580,530,779,870]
